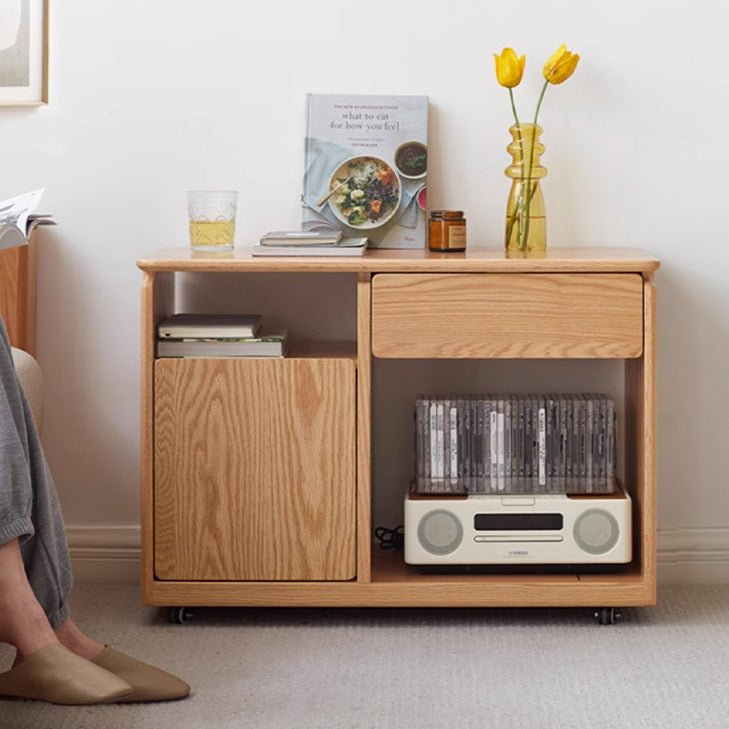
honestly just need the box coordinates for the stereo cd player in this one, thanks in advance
[404,484,631,566]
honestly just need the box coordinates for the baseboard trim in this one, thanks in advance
[65,525,729,586]
[656,527,729,585]
[67,525,141,583]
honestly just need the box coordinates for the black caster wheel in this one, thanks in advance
[169,606,194,625]
[594,607,622,625]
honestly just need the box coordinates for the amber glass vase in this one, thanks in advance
[504,123,547,253]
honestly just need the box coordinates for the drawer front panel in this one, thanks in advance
[372,273,643,358]
[154,357,356,581]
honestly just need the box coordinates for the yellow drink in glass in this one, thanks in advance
[189,220,236,249]
[187,191,238,252]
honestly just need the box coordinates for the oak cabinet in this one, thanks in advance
[138,248,658,611]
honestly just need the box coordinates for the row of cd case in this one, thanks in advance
[414,395,617,495]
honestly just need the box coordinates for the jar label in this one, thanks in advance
[448,226,466,248]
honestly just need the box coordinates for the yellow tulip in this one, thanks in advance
[494,48,526,88]
[542,44,580,84]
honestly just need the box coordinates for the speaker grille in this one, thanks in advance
[574,509,620,555]
[417,509,463,555]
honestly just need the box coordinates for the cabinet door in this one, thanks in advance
[154,357,356,581]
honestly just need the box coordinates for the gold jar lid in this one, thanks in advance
[430,210,464,221]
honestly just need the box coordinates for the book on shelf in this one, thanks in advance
[260,230,343,246]
[0,189,56,250]
[302,93,428,249]
[250,237,368,257]
[157,330,289,358]
[158,313,262,339]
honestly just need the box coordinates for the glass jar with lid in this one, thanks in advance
[428,210,466,252]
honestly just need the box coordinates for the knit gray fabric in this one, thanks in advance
[0,318,71,628]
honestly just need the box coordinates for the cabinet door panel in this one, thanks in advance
[154,358,356,581]
[372,273,643,358]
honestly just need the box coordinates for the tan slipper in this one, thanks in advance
[0,643,132,705]
[93,646,190,702]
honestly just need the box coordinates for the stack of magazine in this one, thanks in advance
[156,314,289,358]
[250,230,368,257]
[0,189,56,250]
[413,394,617,495]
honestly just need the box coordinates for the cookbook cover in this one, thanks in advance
[302,94,428,249]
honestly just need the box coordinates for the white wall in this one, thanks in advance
[2,0,728,548]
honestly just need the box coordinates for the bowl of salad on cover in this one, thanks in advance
[326,156,401,229]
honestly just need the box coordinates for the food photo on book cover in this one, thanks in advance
[302,93,428,249]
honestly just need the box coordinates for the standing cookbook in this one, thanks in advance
[302,94,429,249]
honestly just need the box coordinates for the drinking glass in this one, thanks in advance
[188,190,238,252]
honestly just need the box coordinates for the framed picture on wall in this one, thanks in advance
[0,0,48,105]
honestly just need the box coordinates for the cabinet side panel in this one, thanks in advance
[154,358,356,581]
[372,273,644,359]
[625,279,656,603]
[141,272,174,601]
[357,274,372,582]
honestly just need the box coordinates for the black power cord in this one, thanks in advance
[374,525,404,551]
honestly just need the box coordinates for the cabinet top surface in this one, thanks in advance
[138,247,660,274]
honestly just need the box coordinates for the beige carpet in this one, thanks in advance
[1,583,729,728]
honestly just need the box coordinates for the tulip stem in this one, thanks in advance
[508,88,521,128]
[533,80,549,127]
[507,88,526,248]
[519,81,550,250]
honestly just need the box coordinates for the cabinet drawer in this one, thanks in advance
[372,273,643,358]
[154,357,356,581]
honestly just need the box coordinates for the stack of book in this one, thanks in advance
[250,230,368,257]
[156,314,288,358]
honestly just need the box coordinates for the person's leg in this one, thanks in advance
[0,538,58,663]
[0,319,107,663]
[56,618,104,661]
[0,539,104,664]
[0,319,188,702]
[0,317,73,638]
[0,320,134,703]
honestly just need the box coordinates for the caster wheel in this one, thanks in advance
[594,607,622,625]
[169,606,194,624]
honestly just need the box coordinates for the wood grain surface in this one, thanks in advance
[142,551,654,607]
[140,271,175,601]
[624,280,657,604]
[372,273,644,359]
[357,274,372,582]
[0,234,37,354]
[154,357,356,581]
[137,247,661,275]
